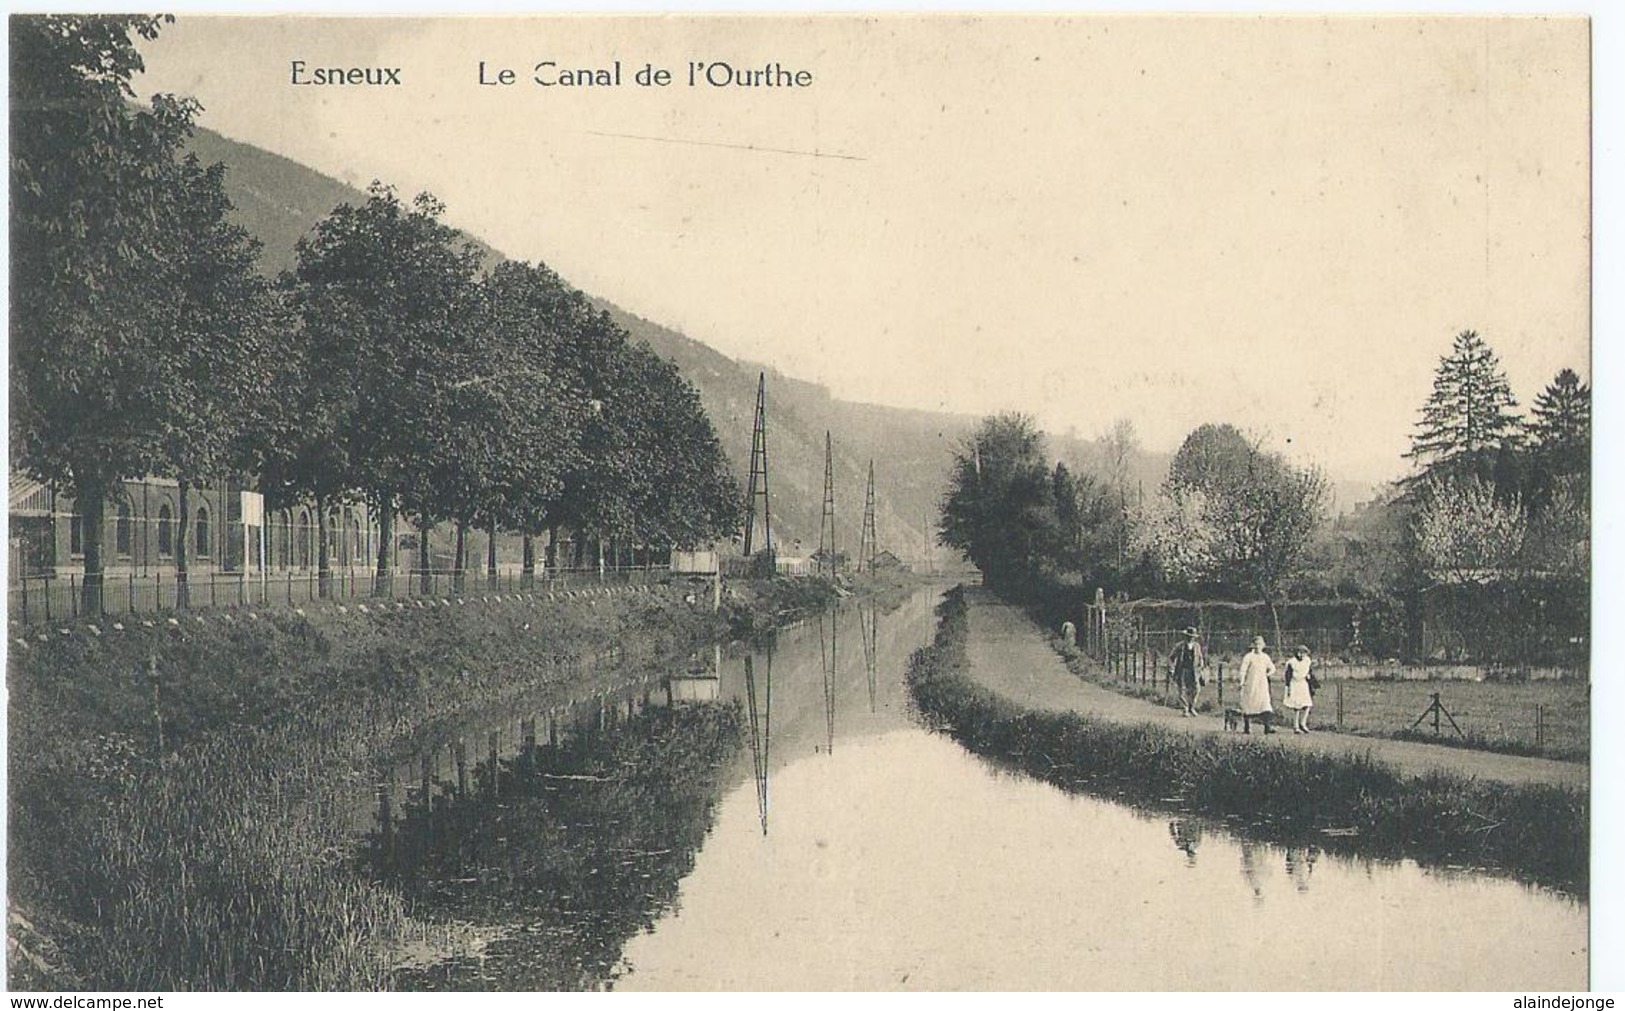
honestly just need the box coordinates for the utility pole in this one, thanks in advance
[924,509,934,574]
[818,431,837,577]
[742,373,774,566]
[858,460,878,575]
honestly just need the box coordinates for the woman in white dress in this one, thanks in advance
[1281,644,1315,733]
[1236,636,1276,734]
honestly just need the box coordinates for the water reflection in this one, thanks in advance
[615,727,1587,990]
[366,685,742,990]
[1239,841,1268,902]
[819,610,837,755]
[860,603,878,714]
[743,647,772,837]
[1168,818,1204,867]
[1285,847,1317,894]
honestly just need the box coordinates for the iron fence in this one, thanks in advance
[7,565,670,625]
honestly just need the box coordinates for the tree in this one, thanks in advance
[1101,417,1140,572]
[618,344,742,553]
[290,185,484,595]
[1528,368,1590,486]
[1167,423,1256,494]
[550,309,643,572]
[1521,474,1588,583]
[149,157,292,607]
[1156,424,1330,642]
[1051,462,1082,568]
[1411,475,1526,583]
[1129,484,1219,587]
[939,413,1061,590]
[1405,330,1522,486]
[471,261,591,585]
[9,15,259,615]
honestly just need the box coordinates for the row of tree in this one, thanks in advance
[10,16,742,614]
[940,415,1327,640]
[938,329,1590,665]
[1403,331,1590,584]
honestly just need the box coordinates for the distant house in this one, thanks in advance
[775,556,813,577]
[871,550,909,573]
[671,548,720,574]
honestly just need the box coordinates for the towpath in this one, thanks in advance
[961,587,1588,790]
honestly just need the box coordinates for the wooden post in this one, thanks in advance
[1217,661,1225,707]
[1536,704,1545,751]
[487,731,499,795]
[377,782,393,867]
[148,655,164,754]
[1336,680,1345,728]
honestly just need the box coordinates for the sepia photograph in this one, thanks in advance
[4,11,1608,994]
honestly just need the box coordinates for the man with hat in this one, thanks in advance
[1167,626,1206,717]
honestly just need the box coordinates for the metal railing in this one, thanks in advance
[7,565,671,625]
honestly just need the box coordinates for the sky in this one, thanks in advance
[131,15,1591,485]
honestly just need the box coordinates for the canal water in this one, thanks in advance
[368,584,1588,991]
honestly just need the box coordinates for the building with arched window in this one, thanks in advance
[194,505,211,558]
[8,475,387,586]
[157,503,174,557]
[115,501,132,558]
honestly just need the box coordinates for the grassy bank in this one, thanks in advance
[906,588,1588,896]
[6,586,723,989]
[721,574,841,639]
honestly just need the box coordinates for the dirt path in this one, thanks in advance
[961,587,1588,790]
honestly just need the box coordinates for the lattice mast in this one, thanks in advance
[818,431,837,577]
[858,459,878,574]
[741,373,774,561]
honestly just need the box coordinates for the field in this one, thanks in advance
[1096,657,1589,762]
[1314,675,1589,761]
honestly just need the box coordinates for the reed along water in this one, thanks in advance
[363,585,1587,990]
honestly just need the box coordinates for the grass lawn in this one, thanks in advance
[1077,652,1589,762]
[1318,676,1589,761]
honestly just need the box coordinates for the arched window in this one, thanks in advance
[157,505,174,557]
[195,505,211,558]
[350,514,365,567]
[296,509,312,569]
[115,502,132,557]
[275,509,292,569]
[328,508,342,565]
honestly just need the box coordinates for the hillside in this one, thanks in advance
[188,126,974,563]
